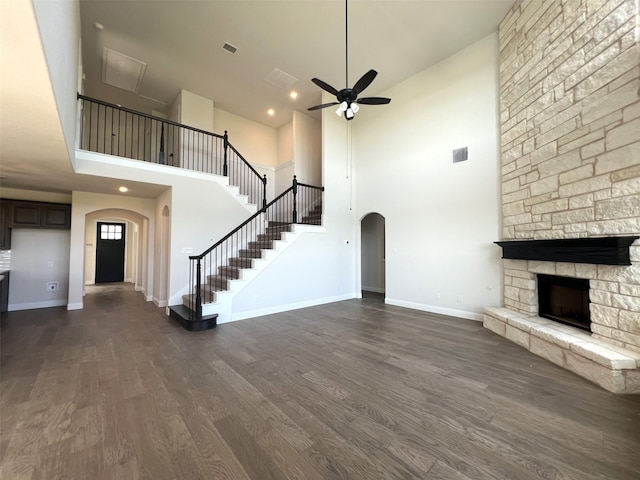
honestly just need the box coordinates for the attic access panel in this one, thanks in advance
[102,47,147,93]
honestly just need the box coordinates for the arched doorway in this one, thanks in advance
[84,209,149,294]
[361,213,385,297]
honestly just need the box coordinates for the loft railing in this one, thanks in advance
[77,94,266,207]
[187,176,324,318]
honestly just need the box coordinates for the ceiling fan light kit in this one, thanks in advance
[308,0,391,120]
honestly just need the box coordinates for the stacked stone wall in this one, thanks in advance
[499,0,640,351]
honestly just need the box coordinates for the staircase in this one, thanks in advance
[170,179,324,330]
[77,94,325,330]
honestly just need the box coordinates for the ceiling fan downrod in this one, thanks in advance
[307,0,391,120]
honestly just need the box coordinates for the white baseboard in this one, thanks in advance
[67,302,83,310]
[153,297,168,308]
[135,285,143,292]
[230,293,358,323]
[9,300,67,312]
[384,298,482,322]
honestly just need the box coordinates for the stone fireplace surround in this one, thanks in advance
[483,242,640,393]
[491,0,640,394]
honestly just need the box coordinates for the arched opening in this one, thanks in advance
[83,209,149,296]
[361,212,385,298]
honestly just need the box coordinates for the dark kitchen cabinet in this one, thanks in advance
[8,201,71,229]
[0,200,10,250]
[9,202,41,227]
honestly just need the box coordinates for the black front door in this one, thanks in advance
[96,222,126,283]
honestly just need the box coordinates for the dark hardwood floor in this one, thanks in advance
[1,284,639,479]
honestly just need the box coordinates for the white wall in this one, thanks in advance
[276,122,294,194]
[32,0,80,165]
[176,90,214,131]
[353,33,502,320]
[214,108,278,168]
[0,188,71,204]
[9,229,70,311]
[293,111,321,185]
[361,213,385,293]
[278,122,293,165]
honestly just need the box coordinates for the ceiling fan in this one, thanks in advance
[308,0,391,120]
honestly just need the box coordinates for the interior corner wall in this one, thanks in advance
[32,0,80,164]
[177,90,214,131]
[353,33,503,320]
[276,122,294,194]
[213,108,278,168]
[293,111,322,185]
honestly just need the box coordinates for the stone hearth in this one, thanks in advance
[484,307,640,394]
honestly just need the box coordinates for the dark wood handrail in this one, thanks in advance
[77,93,224,139]
[190,186,295,261]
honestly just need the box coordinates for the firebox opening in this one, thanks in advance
[537,274,591,332]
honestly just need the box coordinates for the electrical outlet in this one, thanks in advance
[457,294,463,303]
[47,282,59,291]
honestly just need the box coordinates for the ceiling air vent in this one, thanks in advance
[102,47,147,93]
[222,42,238,55]
[264,68,298,90]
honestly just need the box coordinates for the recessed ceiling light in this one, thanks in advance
[289,91,298,100]
[267,109,275,117]
[119,186,128,193]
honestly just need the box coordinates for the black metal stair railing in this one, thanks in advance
[187,176,324,318]
[77,94,267,206]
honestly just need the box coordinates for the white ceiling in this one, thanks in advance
[80,0,515,129]
[0,0,515,198]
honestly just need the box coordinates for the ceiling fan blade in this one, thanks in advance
[357,97,391,105]
[307,102,339,111]
[352,69,378,95]
[311,78,340,97]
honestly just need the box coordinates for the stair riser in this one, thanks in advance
[218,266,240,279]
[205,276,229,290]
[248,241,273,250]
[239,249,263,258]
[229,257,253,268]
[265,226,291,235]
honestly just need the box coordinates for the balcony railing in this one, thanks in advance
[77,94,266,207]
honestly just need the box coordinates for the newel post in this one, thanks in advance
[195,258,203,319]
[292,175,298,224]
[223,130,229,177]
[262,174,267,212]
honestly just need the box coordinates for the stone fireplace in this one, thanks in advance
[485,0,640,393]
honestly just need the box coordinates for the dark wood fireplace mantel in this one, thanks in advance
[495,236,639,265]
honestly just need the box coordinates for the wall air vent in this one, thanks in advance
[453,146,468,163]
[222,42,238,55]
[264,68,298,90]
[102,47,147,93]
